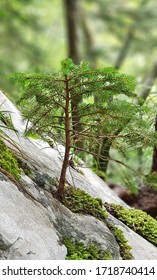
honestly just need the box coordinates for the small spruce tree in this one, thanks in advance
[12,58,156,196]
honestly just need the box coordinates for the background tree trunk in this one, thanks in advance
[151,116,157,172]
[64,0,79,64]
[64,0,83,150]
[139,62,157,173]
[97,62,157,173]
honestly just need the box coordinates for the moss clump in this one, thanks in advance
[63,238,112,260]
[111,204,157,246]
[107,223,133,260]
[60,186,133,259]
[61,186,107,220]
[24,130,41,140]
[0,138,20,179]
[94,170,106,181]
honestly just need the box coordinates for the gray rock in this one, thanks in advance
[0,181,66,260]
[51,198,121,260]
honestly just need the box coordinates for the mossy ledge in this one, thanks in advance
[106,203,157,246]
[63,238,113,260]
[0,138,20,179]
[60,185,107,220]
[107,223,133,260]
[59,185,132,259]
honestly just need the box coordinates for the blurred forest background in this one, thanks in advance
[1,0,157,192]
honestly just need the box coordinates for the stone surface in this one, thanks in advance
[1,90,157,260]
[0,181,66,260]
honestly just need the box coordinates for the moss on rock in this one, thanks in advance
[94,169,106,181]
[60,186,133,259]
[107,223,133,260]
[63,238,112,260]
[60,186,107,220]
[0,138,20,179]
[111,204,157,246]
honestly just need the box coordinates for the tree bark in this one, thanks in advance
[95,1,147,170]
[64,0,83,150]
[97,130,121,172]
[115,23,136,69]
[151,116,157,172]
[140,62,157,99]
[139,62,157,173]
[97,138,111,171]
[97,61,157,173]
[57,75,70,197]
[64,0,79,64]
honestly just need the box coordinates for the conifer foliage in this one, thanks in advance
[12,58,153,196]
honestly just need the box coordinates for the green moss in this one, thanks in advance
[60,186,132,259]
[94,170,106,181]
[0,138,20,179]
[63,238,112,260]
[77,169,84,175]
[61,186,107,220]
[111,204,157,246]
[24,130,41,140]
[107,223,133,260]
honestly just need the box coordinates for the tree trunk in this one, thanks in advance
[97,129,121,172]
[95,1,147,170]
[115,23,136,69]
[64,0,79,64]
[57,75,70,197]
[151,116,157,172]
[140,62,157,99]
[64,0,83,150]
[80,11,97,68]
[97,137,111,172]
[139,62,157,173]
[96,62,157,173]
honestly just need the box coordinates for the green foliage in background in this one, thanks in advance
[0,0,63,101]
